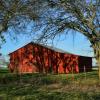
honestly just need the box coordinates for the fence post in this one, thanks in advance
[72,66,74,81]
[84,66,86,80]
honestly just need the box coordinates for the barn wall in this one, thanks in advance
[78,56,92,72]
[8,43,80,74]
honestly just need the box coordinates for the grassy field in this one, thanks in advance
[0,69,100,100]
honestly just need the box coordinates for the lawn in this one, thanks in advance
[0,69,100,100]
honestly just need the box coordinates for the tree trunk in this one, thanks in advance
[97,53,100,81]
[93,43,100,81]
[98,58,100,81]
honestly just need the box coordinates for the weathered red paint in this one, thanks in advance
[8,42,92,74]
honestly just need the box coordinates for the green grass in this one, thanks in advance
[0,69,100,100]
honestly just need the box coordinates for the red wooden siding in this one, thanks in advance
[8,42,92,74]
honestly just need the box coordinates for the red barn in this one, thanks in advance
[8,42,92,74]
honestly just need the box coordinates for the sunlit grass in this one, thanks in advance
[0,69,100,100]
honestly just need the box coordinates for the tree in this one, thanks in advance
[0,0,44,43]
[44,0,100,79]
[0,0,100,79]
[36,0,100,79]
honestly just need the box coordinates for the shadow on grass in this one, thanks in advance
[0,91,100,100]
[0,71,100,100]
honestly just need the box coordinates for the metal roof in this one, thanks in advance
[9,42,92,57]
[34,42,71,54]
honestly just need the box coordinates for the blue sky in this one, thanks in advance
[0,3,94,57]
[0,30,94,57]
[0,30,97,66]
